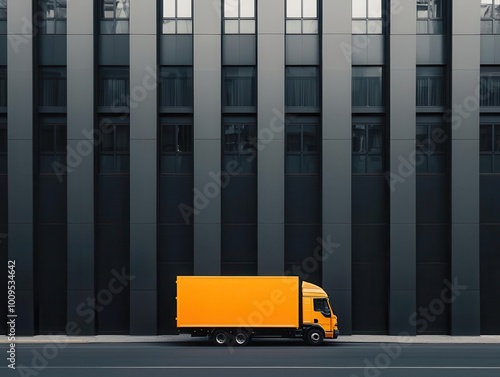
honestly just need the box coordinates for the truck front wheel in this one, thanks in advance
[305,328,324,346]
[212,330,230,346]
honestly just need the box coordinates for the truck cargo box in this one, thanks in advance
[176,276,300,329]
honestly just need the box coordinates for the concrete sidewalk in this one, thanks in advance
[2,334,500,344]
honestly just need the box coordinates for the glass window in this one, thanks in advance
[99,123,129,174]
[352,67,383,107]
[223,123,257,174]
[39,124,67,174]
[160,67,193,107]
[224,0,255,34]
[352,0,382,34]
[0,66,6,108]
[40,67,67,107]
[313,298,331,316]
[0,123,6,175]
[163,0,193,34]
[481,0,500,33]
[480,124,500,173]
[286,67,320,108]
[416,124,448,174]
[223,67,256,107]
[416,67,444,107]
[417,0,443,34]
[352,124,384,173]
[160,123,193,174]
[0,0,6,20]
[99,68,129,108]
[286,0,318,34]
[40,0,67,34]
[286,123,320,174]
[101,0,129,34]
[480,69,500,107]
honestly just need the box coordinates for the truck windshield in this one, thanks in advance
[313,298,331,317]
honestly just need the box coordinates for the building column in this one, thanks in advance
[129,0,157,334]
[257,0,285,275]
[66,0,95,335]
[450,0,481,335]
[7,0,34,335]
[322,0,352,335]
[193,0,221,275]
[389,0,417,335]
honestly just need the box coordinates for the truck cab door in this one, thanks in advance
[312,298,333,337]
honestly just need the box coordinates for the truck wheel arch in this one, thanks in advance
[304,326,325,346]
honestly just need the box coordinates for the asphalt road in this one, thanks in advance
[2,338,500,377]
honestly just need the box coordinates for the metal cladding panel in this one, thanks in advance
[176,276,299,328]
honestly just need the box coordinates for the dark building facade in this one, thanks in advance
[0,0,499,336]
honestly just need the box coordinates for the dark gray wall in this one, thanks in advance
[389,2,417,335]
[193,0,221,275]
[129,0,157,336]
[8,0,34,335]
[451,0,481,336]
[322,0,352,335]
[67,0,95,335]
[257,0,285,275]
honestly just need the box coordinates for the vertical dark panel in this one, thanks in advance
[221,175,258,275]
[222,224,257,275]
[352,176,389,334]
[158,175,194,334]
[416,175,451,334]
[480,175,500,334]
[0,121,6,334]
[0,222,6,335]
[96,175,130,334]
[285,175,322,285]
[36,224,67,333]
[36,174,67,334]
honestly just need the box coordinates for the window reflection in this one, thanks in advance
[303,0,317,18]
[240,0,254,18]
[103,0,129,19]
[352,124,385,174]
[286,0,317,34]
[286,67,320,108]
[0,0,6,19]
[177,0,192,17]
[352,67,383,107]
[163,0,193,34]
[223,0,255,34]
[415,124,448,174]
[416,67,444,107]
[163,0,176,17]
[225,0,239,18]
[353,0,366,18]
[352,0,382,34]
[481,0,500,34]
[368,0,381,18]
[287,0,301,18]
[286,123,320,174]
[223,123,257,174]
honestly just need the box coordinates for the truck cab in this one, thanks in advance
[302,281,339,343]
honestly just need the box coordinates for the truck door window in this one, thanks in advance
[313,298,331,317]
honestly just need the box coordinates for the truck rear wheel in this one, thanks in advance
[212,330,230,346]
[234,330,250,346]
[305,328,324,346]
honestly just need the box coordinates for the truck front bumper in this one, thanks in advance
[334,330,339,339]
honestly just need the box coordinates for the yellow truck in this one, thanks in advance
[176,276,339,346]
